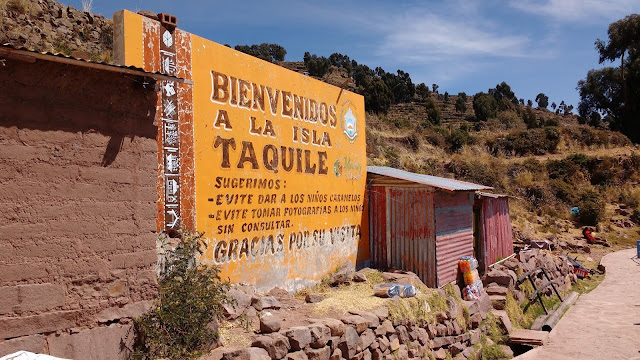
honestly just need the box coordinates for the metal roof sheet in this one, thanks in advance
[367,166,492,191]
[0,43,192,84]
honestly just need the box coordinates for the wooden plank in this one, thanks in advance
[509,329,550,346]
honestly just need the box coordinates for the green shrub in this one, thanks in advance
[133,231,230,359]
[579,189,605,226]
[446,128,472,153]
[549,179,579,204]
[488,127,560,157]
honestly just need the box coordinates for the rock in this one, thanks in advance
[224,288,252,319]
[490,295,506,310]
[340,314,369,334]
[330,262,355,286]
[374,320,394,336]
[483,269,514,288]
[305,346,331,360]
[431,336,455,349]
[353,272,368,282]
[305,294,325,303]
[309,318,346,337]
[330,348,342,360]
[436,323,447,336]
[268,287,294,300]
[597,264,606,273]
[396,345,408,359]
[252,333,290,359]
[222,347,270,360]
[485,283,508,296]
[370,306,389,321]
[378,336,389,352]
[452,320,462,335]
[490,309,512,334]
[308,323,331,348]
[450,342,465,356]
[470,313,483,328]
[359,328,376,349]
[445,321,454,335]
[470,329,481,345]
[260,314,281,334]
[500,345,514,357]
[284,326,313,351]
[446,297,459,319]
[370,348,383,360]
[349,310,380,328]
[416,328,429,346]
[389,334,400,351]
[477,293,491,318]
[338,326,359,359]
[395,325,410,344]
[435,311,448,323]
[286,351,309,360]
[252,296,281,311]
[433,348,447,360]
[426,323,437,339]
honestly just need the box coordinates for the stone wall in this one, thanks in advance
[0,0,113,61]
[0,56,159,358]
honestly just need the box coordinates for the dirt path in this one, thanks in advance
[515,248,640,360]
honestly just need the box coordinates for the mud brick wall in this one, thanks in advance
[0,58,159,357]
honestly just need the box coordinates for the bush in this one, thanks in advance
[447,158,504,190]
[133,231,230,359]
[549,179,579,204]
[579,189,605,226]
[488,127,560,156]
[446,128,471,153]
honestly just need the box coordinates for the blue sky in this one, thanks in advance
[63,0,638,109]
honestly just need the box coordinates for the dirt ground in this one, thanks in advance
[515,248,640,360]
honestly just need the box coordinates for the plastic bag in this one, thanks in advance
[462,280,484,301]
[373,283,400,298]
[373,283,417,298]
[458,256,478,273]
[463,269,480,286]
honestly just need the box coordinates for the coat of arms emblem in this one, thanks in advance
[343,107,358,142]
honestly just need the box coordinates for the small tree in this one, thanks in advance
[527,99,533,107]
[424,97,442,125]
[432,83,439,94]
[551,102,557,110]
[472,92,498,121]
[455,96,467,114]
[535,93,549,109]
[134,231,230,359]
[416,83,430,100]
[444,91,449,103]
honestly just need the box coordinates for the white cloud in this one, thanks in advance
[509,0,638,22]
[375,12,530,62]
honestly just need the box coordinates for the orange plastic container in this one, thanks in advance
[463,270,480,285]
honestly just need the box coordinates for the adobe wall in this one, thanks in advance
[0,58,159,358]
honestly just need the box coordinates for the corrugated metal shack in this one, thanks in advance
[474,192,514,273]
[367,166,492,287]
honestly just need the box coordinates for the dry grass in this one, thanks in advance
[218,320,252,348]
[309,270,388,314]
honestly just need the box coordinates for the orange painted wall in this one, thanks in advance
[114,11,367,292]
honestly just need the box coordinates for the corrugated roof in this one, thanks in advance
[477,192,510,199]
[0,43,192,84]
[367,166,492,191]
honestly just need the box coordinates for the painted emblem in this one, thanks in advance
[162,30,173,47]
[334,159,342,177]
[342,107,358,141]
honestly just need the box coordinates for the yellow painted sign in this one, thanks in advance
[114,11,366,292]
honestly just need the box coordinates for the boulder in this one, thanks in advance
[435,311,448,323]
[252,296,282,311]
[340,314,369,334]
[308,323,331,348]
[338,326,359,359]
[252,333,290,359]
[359,328,376,349]
[490,309,513,334]
[485,283,508,296]
[446,297,459,320]
[329,262,355,286]
[305,346,331,360]
[223,288,252,319]
[431,335,455,349]
[348,310,380,328]
[370,306,389,321]
[309,318,346,337]
[353,272,368,282]
[433,348,447,360]
[483,269,513,288]
[395,325,410,344]
[305,294,325,303]
[284,326,312,351]
[374,320,394,336]
[490,295,506,310]
[260,314,281,334]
